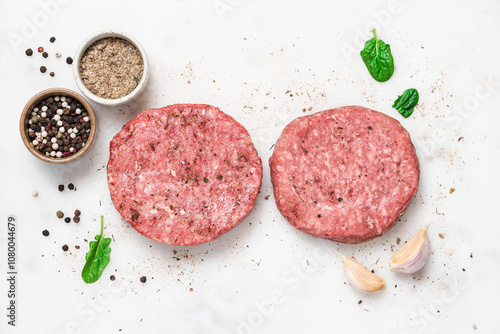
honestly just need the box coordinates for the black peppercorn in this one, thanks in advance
[50,72,55,77]
[40,66,47,73]
[58,184,64,192]
[42,51,48,58]
[140,276,147,283]
[66,57,73,64]
[64,217,71,223]
[62,245,69,251]
[110,275,116,281]
[73,216,80,223]
[25,48,33,56]
[74,209,81,216]
[50,36,56,43]
[42,230,50,236]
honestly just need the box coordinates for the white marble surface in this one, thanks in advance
[1,0,499,333]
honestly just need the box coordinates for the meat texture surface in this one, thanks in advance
[108,104,263,245]
[269,106,420,244]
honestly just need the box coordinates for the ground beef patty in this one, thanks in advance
[269,106,420,244]
[108,104,263,246]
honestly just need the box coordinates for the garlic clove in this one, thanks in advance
[341,255,386,293]
[390,226,430,274]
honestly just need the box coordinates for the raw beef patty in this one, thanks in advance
[269,106,420,244]
[108,104,263,245]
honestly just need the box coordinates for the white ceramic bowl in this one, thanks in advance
[73,30,150,106]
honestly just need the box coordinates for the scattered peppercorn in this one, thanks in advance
[40,66,47,73]
[42,51,48,58]
[50,72,55,77]
[25,48,33,56]
[56,211,64,218]
[38,46,44,53]
[32,191,39,198]
[358,300,362,305]
[73,216,80,223]
[64,217,71,223]
[338,197,343,202]
[62,245,69,251]
[42,230,50,236]
[204,177,208,183]
[317,214,321,218]
[58,184,64,192]
[66,57,73,64]
[55,52,61,58]
[216,175,223,180]
[74,209,81,216]
[110,275,116,281]
[140,276,147,283]
[75,245,80,249]
[68,183,75,190]
[50,37,56,43]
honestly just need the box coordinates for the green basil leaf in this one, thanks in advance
[393,88,419,118]
[82,216,112,284]
[360,29,394,82]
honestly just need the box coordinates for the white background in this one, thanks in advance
[1,0,499,333]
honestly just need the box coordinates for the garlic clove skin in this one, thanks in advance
[342,255,386,293]
[390,227,430,274]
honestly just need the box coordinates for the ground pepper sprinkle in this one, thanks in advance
[79,37,144,99]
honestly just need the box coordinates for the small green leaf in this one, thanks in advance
[360,29,395,82]
[82,216,112,284]
[393,88,419,118]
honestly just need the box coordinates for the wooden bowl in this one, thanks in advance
[20,88,96,164]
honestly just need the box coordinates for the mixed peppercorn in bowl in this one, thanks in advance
[20,88,96,164]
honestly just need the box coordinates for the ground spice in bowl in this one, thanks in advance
[79,37,144,99]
